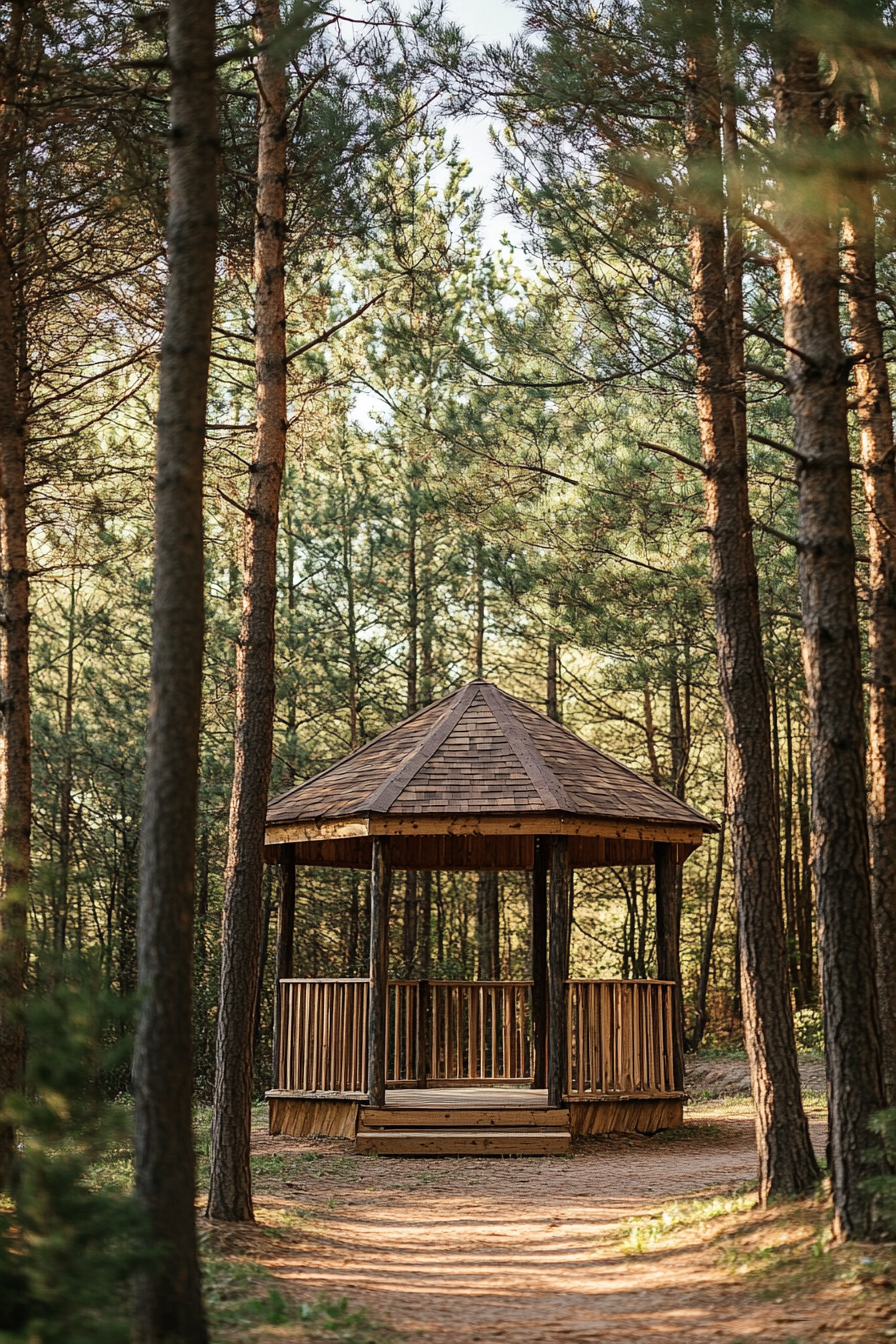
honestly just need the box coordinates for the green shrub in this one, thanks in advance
[0,954,146,1344]
[862,1106,896,1236]
[793,1008,824,1054]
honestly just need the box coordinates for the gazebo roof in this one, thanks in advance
[264,680,715,872]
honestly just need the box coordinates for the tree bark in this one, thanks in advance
[207,0,288,1224]
[403,871,418,975]
[773,14,885,1238]
[475,871,499,980]
[840,97,896,1109]
[691,808,725,1052]
[684,6,819,1202]
[547,836,569,1107]
[132,0,217,1334]
[654,842,684,1092]
[0,0,31,1188]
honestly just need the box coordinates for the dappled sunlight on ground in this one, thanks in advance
[199,1105,896,1342]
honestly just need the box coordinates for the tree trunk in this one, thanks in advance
[473,535,485,679]
[207,0,287,1224]
[841,98,896,1109]
[546,595,560,722]
[132,0,217,1333]
[475,871,499,980]
[417,872,431,978]
[774,14,885,1238]
[654,842,684,1091]
[403,871,418,975]
[683,6,819,1202]
[691,805,725,1052]
[0,0,31,1187]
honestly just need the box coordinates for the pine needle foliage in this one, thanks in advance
[0,954,145,1344]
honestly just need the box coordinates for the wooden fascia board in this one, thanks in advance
[265,814,705,847]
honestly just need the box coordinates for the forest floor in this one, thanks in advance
[200,1059,896,1344]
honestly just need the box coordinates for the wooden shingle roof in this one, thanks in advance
[266,681,714,862]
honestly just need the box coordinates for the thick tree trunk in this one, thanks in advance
[685,13,818,1202]
[841,106,896,1108]
[207,0,287,1223]
[0,0,30,1188]
[132,0,217,1335]
[774,19,885,1238]
[475,871,499,980]
[0,193,29,1190]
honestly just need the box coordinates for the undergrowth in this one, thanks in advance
[620,1184,757,1253]
[204,1243,397,1344]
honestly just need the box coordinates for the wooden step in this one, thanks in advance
[361,1107,570,1129]
[355,1126,571,1156]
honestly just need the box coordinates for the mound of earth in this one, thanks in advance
[686,1053,826,1098]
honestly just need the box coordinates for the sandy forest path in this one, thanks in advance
[205,1097,896,1343]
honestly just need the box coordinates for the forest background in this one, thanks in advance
[15,0,818,1102]
[5,0,896,1331]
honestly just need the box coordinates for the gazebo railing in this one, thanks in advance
[276,976,676,1096]
[565,979,676,1096]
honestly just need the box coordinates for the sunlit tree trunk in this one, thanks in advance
[208,0,287,1223]
[774,12,884,1238]
[686,6,818,1201]
[840,95,896,1109]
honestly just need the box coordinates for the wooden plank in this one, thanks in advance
[269,1097,359,1140]
[355,1128,571,1156]
[568,1096,684,1137]
[360,1107,570,1129]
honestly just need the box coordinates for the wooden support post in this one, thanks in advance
[416,977,429,1088]
[548,836,570,1108]
[531,836,549,1089]
[271,843,296,1088]
[368,838,391,1107]
[655,841,685,1091]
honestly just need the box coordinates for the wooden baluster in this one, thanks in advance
[502,985,512,1081]
[416,978,428,1088]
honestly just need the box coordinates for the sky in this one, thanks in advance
[439,0,524,248]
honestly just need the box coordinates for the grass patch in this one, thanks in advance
[620,1184,757,1253]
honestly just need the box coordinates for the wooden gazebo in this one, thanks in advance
[263,679,715,1154]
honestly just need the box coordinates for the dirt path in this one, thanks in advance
[209,1108,896,1343]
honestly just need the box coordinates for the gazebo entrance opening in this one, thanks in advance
[263,681,715,1155]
